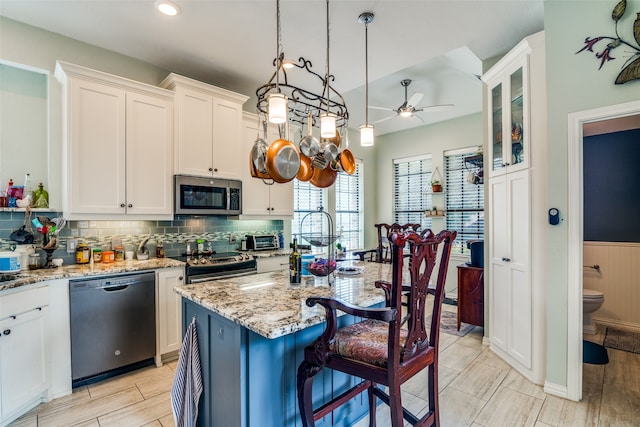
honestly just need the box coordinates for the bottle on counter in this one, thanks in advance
[156,241,165,258]
[23,173,33,206]
[33,182,49,208]
[289,237,301,284]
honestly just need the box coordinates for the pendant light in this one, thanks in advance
[358,12,375,147]
[267,0,287,124]
[320,0,337,138]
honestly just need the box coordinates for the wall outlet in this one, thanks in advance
[67,238,78,254]
[229,233,237,244]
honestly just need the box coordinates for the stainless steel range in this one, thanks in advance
[176,251,257,283]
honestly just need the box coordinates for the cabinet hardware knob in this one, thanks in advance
[120,203,126,208]
[179,276,184,281]
[209,167,213,172]
[10,315,16,320]
[2,329,10,336]
[214,168,218,172]
[502,257,511,262]
[128,204,133,208]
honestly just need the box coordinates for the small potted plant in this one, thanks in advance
[431,166,443,193]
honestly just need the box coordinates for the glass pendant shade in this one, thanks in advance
[268,93,288,124]
[320,113,336,138]
[359,124,374,147]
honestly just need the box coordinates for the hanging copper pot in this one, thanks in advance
[265,138,300,183]
[310,166,337,188]
[296,153,313,181]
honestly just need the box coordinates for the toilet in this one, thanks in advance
[583,289,605,335]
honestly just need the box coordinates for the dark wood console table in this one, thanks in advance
[456,264,484,330]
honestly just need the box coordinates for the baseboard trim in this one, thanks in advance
[544,381,573,401]
[592,317,640,334]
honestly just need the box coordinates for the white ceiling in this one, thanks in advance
[0,0,544,136]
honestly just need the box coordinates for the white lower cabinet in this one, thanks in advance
[156,267,184,360]
[256,256,289,274]
[0,286,50,426]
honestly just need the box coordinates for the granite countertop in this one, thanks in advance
[0,258,185,292]
[174,261,401,340]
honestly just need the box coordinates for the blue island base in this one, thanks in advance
[183,298,371,427]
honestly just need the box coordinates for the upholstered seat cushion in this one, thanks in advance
[329,319,408,367]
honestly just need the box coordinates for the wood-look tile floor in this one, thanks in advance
[10,310,640,427]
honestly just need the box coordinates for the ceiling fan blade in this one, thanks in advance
[418,104,454,113]
[407,92,424,107]
[373,115,397,125]
[369,105,396,112]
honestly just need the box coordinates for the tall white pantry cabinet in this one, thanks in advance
[482,31,546,384]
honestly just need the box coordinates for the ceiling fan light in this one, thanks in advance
[360,124,374,147]
[320,113,336,138]
[268,93,288,124]
[155,0,181,16]
[399,109,413,118]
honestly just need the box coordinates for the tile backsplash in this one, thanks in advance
[0,210,283,264]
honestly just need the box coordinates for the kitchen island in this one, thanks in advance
[174,261,395,427]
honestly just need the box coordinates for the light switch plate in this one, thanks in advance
[67,238,78,253]
[229,233,237,244]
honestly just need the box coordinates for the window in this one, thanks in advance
[444,147,484,254]
[393,155,433,229]
[335,160,363,251]
[292,180,327,244]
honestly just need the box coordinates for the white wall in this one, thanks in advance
[544,0,640,386]
[374,113,484,295]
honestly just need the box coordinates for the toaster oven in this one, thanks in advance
[245,234,279,251]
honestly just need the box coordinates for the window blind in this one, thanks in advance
[444,148,484,254]
[293,180,327,242]
[335,160,363,250]
[393,155,433,229]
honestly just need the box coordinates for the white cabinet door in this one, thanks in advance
[484,52,530,179]
[174,87,214,177]
[0,306,48,421]
[157,268,184,356]
[68,79,126,214]
[489,169,531,369]
[125,92,173,216]
[211,97,243,180]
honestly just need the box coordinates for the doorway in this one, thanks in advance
[567,100,640,401]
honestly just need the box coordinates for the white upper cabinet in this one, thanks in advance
[240,112,294,218]
[483,45,530,178]
[160,74,248,180]
[55,61,174,220]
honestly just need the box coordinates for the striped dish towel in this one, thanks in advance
[171,317,203,427]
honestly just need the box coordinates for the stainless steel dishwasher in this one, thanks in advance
[70,272,156,384]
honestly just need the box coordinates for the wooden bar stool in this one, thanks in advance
[297,229,456,427]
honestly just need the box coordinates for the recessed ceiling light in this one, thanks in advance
[155,0,181,16]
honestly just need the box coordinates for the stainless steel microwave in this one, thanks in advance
[175,175,242,215]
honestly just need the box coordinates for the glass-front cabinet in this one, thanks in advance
[485,55,529,178]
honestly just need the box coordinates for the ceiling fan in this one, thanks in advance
[370,79,454,124]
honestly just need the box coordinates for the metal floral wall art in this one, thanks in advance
[576,0,640,84]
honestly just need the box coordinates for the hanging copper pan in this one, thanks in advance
[296,153,313,181]
[310,165,337,188]
[266,138,301,183]
[339,148,356,175]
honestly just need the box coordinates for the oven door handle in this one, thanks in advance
[188,270,257,283]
